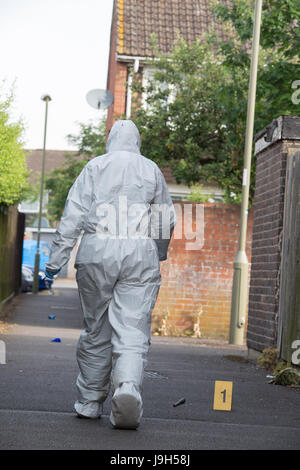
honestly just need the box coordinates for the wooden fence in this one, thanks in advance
[278,151,300,362]
[0,206,25,311]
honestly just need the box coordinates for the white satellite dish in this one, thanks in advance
[86,89,114,110]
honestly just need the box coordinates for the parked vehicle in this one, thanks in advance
[21,264,53,292]
[21,265,34,292]
[21,240,53,291]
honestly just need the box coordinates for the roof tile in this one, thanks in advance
[116,0,231,56]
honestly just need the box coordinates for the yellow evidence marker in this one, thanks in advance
[213,381,233,411]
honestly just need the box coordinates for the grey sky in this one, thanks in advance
[0,0,114,150]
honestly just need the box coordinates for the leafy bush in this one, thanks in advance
[0,84,28,206]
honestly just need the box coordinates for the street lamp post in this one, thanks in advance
[229,0,263,344]
[32,94,52,294]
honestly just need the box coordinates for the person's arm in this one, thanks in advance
[150,166,176,261]
[46,163,93,273]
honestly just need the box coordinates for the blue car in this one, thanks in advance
[21,240,53,291]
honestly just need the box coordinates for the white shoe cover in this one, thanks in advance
[110,382,142,429]
[74,400,102,419]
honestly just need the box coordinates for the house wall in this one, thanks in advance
[105,6,255,340]
[106,1,128,133]
[107,61,128,133]
[152,202,253,340]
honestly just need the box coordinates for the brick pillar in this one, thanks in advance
[247,116,300,356]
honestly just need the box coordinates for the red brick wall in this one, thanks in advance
[152,202,253,340]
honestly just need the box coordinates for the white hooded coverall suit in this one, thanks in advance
[46,120,175,429]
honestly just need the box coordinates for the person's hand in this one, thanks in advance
[45,268,60,281]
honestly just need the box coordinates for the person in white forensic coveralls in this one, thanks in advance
[45,120,175,429]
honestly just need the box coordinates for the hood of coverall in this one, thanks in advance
[106,120,141,154]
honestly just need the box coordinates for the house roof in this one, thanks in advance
[25,149,178,184]
[25,149,78,184]
[115,0,230,57]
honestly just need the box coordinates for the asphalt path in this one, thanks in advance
[0,287,299,451]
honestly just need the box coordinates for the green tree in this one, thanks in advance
[66,119,107,159]
[213,0,300,137]
[131,0,300,203]
[0,84,28,207]
[45,118,106,222]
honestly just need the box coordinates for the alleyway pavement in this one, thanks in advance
[0,285,299,451]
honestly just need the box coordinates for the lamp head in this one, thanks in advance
[41,94,52,102]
